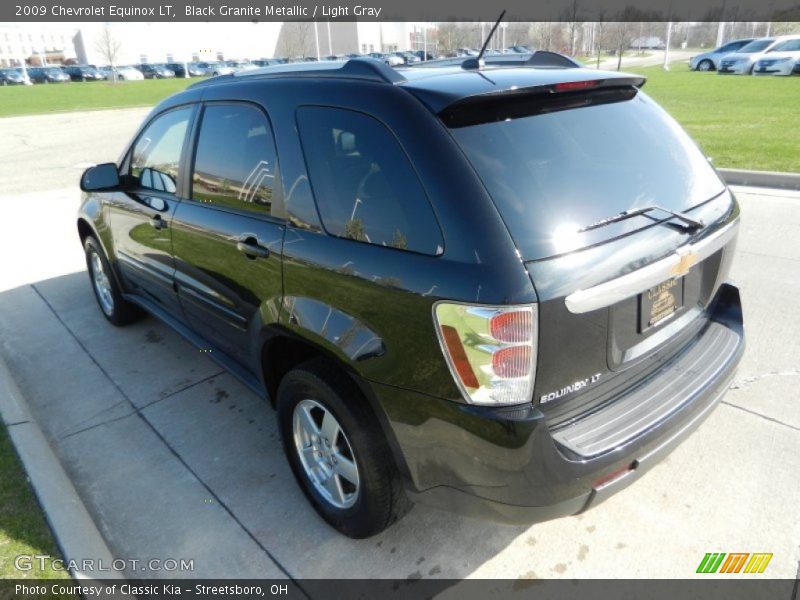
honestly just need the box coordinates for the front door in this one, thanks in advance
[171,102,284,368]
[107,106,194,317]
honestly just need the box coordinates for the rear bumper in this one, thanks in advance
[374,283,744,524]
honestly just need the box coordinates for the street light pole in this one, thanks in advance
[327,21,332,56]
[314,22,320,60]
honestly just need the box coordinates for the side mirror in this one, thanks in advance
[80,162,120,192]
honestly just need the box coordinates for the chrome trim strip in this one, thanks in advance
[565,219,739,314]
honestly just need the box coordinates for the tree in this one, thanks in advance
[276,22,314,58]
[95,25,121,82]
[594,16,608,69]
[607,11,640,70]
[561,0,583,56]
[529,22,565,52]
[436,23,474,56]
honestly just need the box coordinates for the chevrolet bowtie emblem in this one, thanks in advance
[670,250,698,278]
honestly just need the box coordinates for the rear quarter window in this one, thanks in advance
[296,106,443,256]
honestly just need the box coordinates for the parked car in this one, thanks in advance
[689,38,755,71]
[0,68,27,85]
[227,60,259,72]
[252,58,286,68]
[63,65,105,81]
[208,61,236,76]
[413,50,579,69]
[102,66,145,81]
[77,58,743,538]
[137,63,176,79]
[753,38,800,75]
[413,50,436,61]
[717,36,799,74]
[27,67,70,84]
[188,62,215,76]
[365,52,404,66]
[391,51,420,65]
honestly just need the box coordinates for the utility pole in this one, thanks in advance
[663,21,673,71]
[327,21,332,56]
[313,22,320,60]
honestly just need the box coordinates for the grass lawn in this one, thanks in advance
[0,424,71,580]
[0,78,193,118]
[629,65,800,173]
[0,67,797,172]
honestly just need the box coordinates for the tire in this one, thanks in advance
[84,236,143,326]
[697,59,714,72]
[277,358,411,538]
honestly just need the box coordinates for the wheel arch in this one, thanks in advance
[259,328,414,487]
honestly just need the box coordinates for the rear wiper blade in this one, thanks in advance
[578,205,704,233]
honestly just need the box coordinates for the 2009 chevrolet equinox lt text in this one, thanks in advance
[77,56,744,538]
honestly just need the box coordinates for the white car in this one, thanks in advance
[753,38,800,75]
[718,35,800,75]
[688,38,755,71]
[104,66,144,81]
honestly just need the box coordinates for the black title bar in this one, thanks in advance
[5,0,800,22]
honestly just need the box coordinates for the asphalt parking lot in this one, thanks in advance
[0,108,798,580]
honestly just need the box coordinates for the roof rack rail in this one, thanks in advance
[189,58,406,89]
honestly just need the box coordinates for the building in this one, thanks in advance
[74,22,283,65]
[0,23,77,66]
[0,22,438,68]
[275,22,437,58]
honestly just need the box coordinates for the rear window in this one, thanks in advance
[449,91,724,260]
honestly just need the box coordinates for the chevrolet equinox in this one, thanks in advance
[77,57,744,538]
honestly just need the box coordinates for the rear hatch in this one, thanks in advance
[444,75,740,424]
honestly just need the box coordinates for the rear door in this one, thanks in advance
[108,105,194,317]
[171,102,284,368]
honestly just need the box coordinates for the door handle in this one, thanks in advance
[149,214,167,230]
[236,238,270,259]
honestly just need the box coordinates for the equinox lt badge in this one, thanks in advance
[541,373,602,404]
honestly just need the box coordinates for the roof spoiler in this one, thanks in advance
[440,76,648,127]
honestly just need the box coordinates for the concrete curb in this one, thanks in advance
[718,168,800,191]
[0,356,122,581]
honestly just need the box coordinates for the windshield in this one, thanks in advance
[770,39,800,52]
[449,91,725,260]
[739,39,774,53]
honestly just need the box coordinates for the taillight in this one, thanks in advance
[433,303,538,406]
[553,80,599,92]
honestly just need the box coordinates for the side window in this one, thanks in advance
[130,107,191,194]
[191,103,277,214]
[296,106,443,255]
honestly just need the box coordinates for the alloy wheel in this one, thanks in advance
[90,251,114,316]
[292,398,360,509]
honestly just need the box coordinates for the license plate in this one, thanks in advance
[639,278,684,331]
